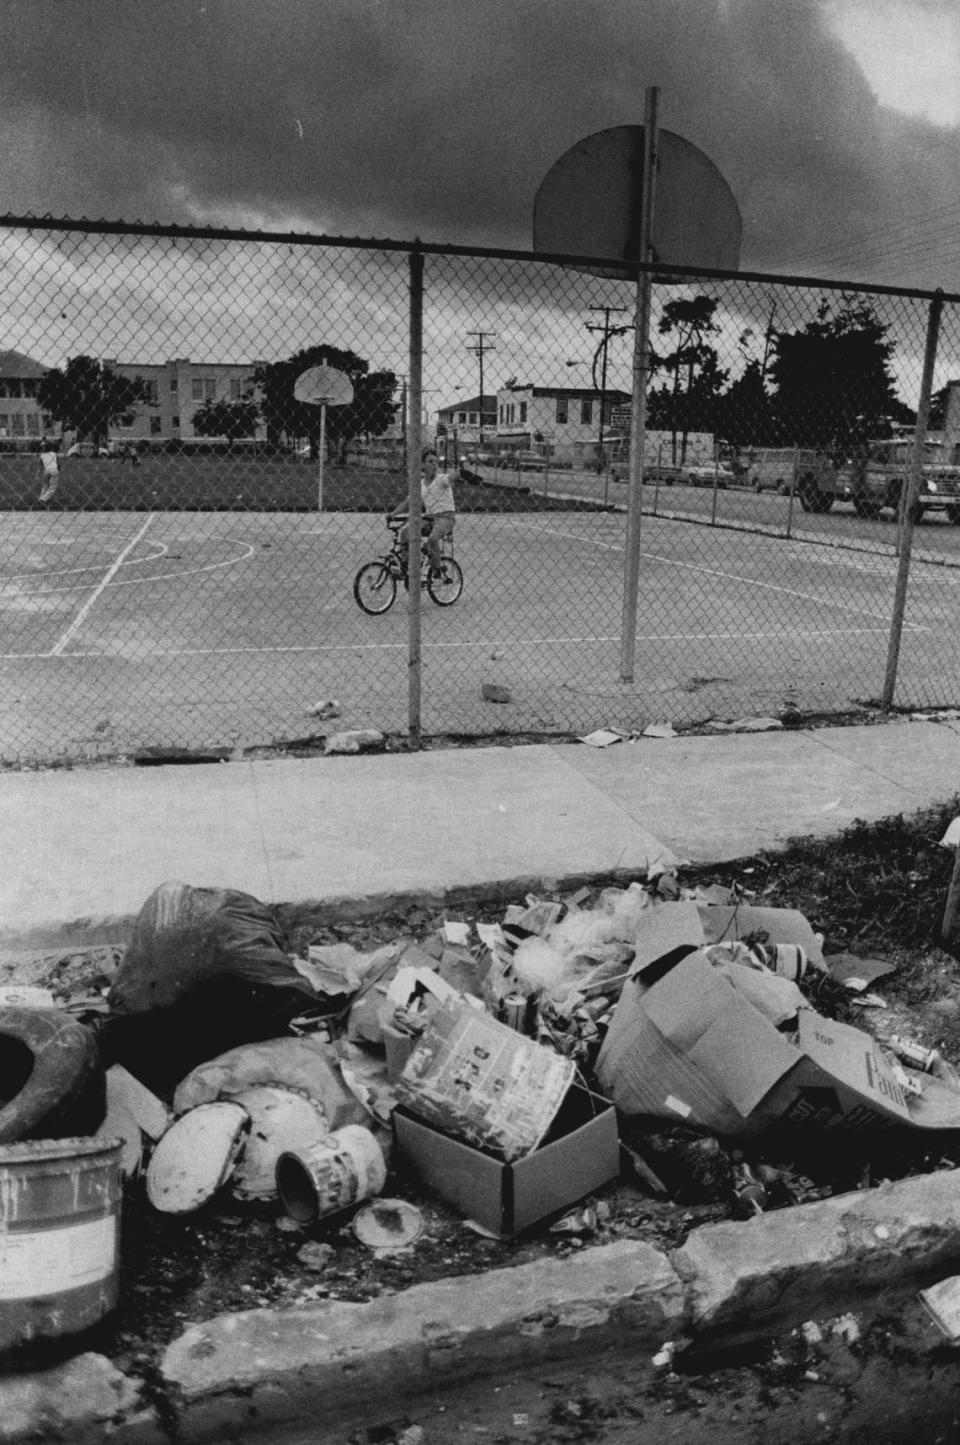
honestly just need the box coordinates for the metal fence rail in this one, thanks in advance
[0,216,958,763]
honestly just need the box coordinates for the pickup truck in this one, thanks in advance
[793,439,960,521]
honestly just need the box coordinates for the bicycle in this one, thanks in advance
[353,515,464,615]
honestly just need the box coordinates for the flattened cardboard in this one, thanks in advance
[631,902,705,978]
[698,905,825,970]
[394,1087,619,1236]
[596,947,960,1136]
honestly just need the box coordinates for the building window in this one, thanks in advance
[170,378,178,392]
[118,413,135,428]
[499,405,504,424]
[457,411,466,424]
[556,398,568,424]
[142,379,158,404]
[172,415,180,428]
[581,400,593,425]
[229,378,244,400]
[192,376,216,401]
[0,380,19,399]
[150,416,162,435]
[519,402,527,423]
[0,415,8,434]
[26,414,39,436]
[21,379,37,398]
[11,414,25,435]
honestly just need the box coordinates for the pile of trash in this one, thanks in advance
[5,867,960,1258]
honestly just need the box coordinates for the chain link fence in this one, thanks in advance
[0,217,958,763]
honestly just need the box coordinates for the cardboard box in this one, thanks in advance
[395,1001,576,1162]
[394,1084,620,1237]
[596,946,960,1135]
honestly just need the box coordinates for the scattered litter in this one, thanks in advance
[353,1198,424,1252]
[652,1340,677,1369]
[443,920,471,946]
[707,716,784,732]
[801,1320,823,1346]
[849,992,888,1009]
[549,1205,597,1235]
[296,1241,335,1271]
[578,728,628,747]
[512,1414,530,1427]
[306,698,341,720]
[324,728,385,754]
[463,1218,505,1240]
[481,683,512,704]
[0,986,55,1009]
[941,817,960,850]
[829,1312,861,1345]
[920,1275,960,1339]
[824,953,895,991]
[642,722,677,738]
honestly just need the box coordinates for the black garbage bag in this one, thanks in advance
[102,882,319,1095]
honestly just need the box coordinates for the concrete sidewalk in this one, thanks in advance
[3,716,960,952]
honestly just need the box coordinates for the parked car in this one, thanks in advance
[685,464,735,489]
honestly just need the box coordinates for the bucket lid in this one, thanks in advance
[353,1198,423,1252]
[146,1101,250,1214]
[229,1086,330,1201]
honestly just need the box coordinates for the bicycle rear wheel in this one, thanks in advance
[353,561,397,614]
[427,558,463,606]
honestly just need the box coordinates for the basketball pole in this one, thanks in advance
[619,85,658,683]
[318,401,327,511]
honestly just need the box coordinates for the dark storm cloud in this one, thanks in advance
[1,0,958,289]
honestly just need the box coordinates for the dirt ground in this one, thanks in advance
[7,791,960,1385]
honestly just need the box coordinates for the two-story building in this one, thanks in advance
[0,350,56,441]
[107,359,263,442]
[494,384,632,466]
[435,394,497,456]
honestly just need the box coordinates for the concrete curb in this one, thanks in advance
[5,1170,960,1443]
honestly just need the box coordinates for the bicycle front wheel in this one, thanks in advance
[427,558,463,607]
[353,561,397,614]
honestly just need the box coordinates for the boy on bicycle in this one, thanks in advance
[395,448,456,576]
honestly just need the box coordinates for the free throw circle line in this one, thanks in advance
[48,513,157,657]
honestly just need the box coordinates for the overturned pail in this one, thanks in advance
[276,1125,386,1225]
[0,1136,122,1357]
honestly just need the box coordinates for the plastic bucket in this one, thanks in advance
[0,1136,122,1357]
[276,1125,386,1225]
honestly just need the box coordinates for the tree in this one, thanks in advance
[768,298,911,452]
[192,397,260,448]
[253,346,397,460]
[37,356,146,445]
[654,296,723,463]
[716,360,775,448]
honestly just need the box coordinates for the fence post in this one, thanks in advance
[882,291,943,709]
[407,246,424,748]
[619,85,658,683]
[785,446,797,539]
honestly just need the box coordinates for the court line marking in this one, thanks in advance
[48,514,157,658]
[0,624,895,662]
[2,539,255,597]
[510,521,927,628]
[0,542,169,585]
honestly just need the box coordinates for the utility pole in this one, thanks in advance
[586,306,630,474]
[466,330,496,448]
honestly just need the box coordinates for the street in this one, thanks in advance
[250,1285,960,1444]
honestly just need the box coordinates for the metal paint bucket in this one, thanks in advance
[275,1125,386,1225]
[0,1136,122,1356]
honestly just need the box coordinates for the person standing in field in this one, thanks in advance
[38,436,62,502]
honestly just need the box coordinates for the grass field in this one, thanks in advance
[0,453,610,514]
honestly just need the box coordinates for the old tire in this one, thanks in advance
[947,505,960,525]
[797,475,830,512]
[0,1008,105,1144]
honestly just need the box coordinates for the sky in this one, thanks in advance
[1,0,959,400]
